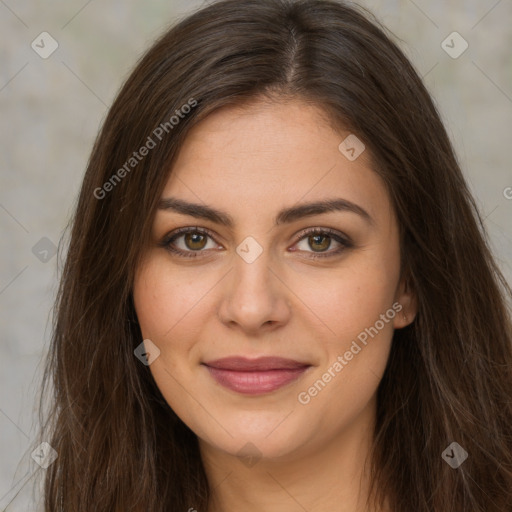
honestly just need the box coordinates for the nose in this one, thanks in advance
[216,244,292,334]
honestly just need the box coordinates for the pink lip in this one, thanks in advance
[202,357,311,395]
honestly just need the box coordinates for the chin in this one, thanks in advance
[197,417,310,463]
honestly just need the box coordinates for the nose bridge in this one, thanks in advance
[232,237,275,306]
[235,242,272,292]
[217,235,290,330]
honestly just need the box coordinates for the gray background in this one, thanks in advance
[1,0,511,509]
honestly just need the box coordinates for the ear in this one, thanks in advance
[393,271,418,329]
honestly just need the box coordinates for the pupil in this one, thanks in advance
[310,234,330,251]
[186,233,206,250]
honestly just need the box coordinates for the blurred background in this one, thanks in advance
[1,0,511,509]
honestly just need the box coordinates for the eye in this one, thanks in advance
[159,226,353,260]
[291,227,353,259]
[159,227,220,258]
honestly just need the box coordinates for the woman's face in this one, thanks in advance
[133,98,415,462]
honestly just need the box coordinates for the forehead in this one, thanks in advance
[160,98,391,228]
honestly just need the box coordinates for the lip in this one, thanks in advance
[203,356,310,371]
[202,356,311,395]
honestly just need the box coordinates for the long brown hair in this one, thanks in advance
[39,0,512,510]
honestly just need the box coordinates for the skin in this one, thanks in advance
[133,97,417,512]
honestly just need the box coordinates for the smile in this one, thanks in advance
[202,356,312,395]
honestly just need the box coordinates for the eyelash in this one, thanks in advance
[159,226,353,260]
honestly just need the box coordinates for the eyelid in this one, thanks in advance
[292,226,352,245]
[159,226,221,250]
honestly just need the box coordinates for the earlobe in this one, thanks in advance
[393,274,418,329]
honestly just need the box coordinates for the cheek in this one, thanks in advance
[295,278,398,431]
[288,253,400,344]
[289,248,399,403]
[132,261,207,415]
[133,257,218,341]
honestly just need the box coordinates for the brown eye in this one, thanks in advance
[160,227,220,258]
[292,228,353,259]
[184,232,208,250]
[308,234,331,252]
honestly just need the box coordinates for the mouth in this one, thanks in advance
[201,356,312,395]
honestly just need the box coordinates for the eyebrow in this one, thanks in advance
[157,197,374,227]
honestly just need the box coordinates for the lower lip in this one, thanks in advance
[203,365,310,395]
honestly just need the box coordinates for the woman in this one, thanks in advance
[39,0,512,510]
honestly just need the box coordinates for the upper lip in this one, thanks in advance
[203,356,310,371]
